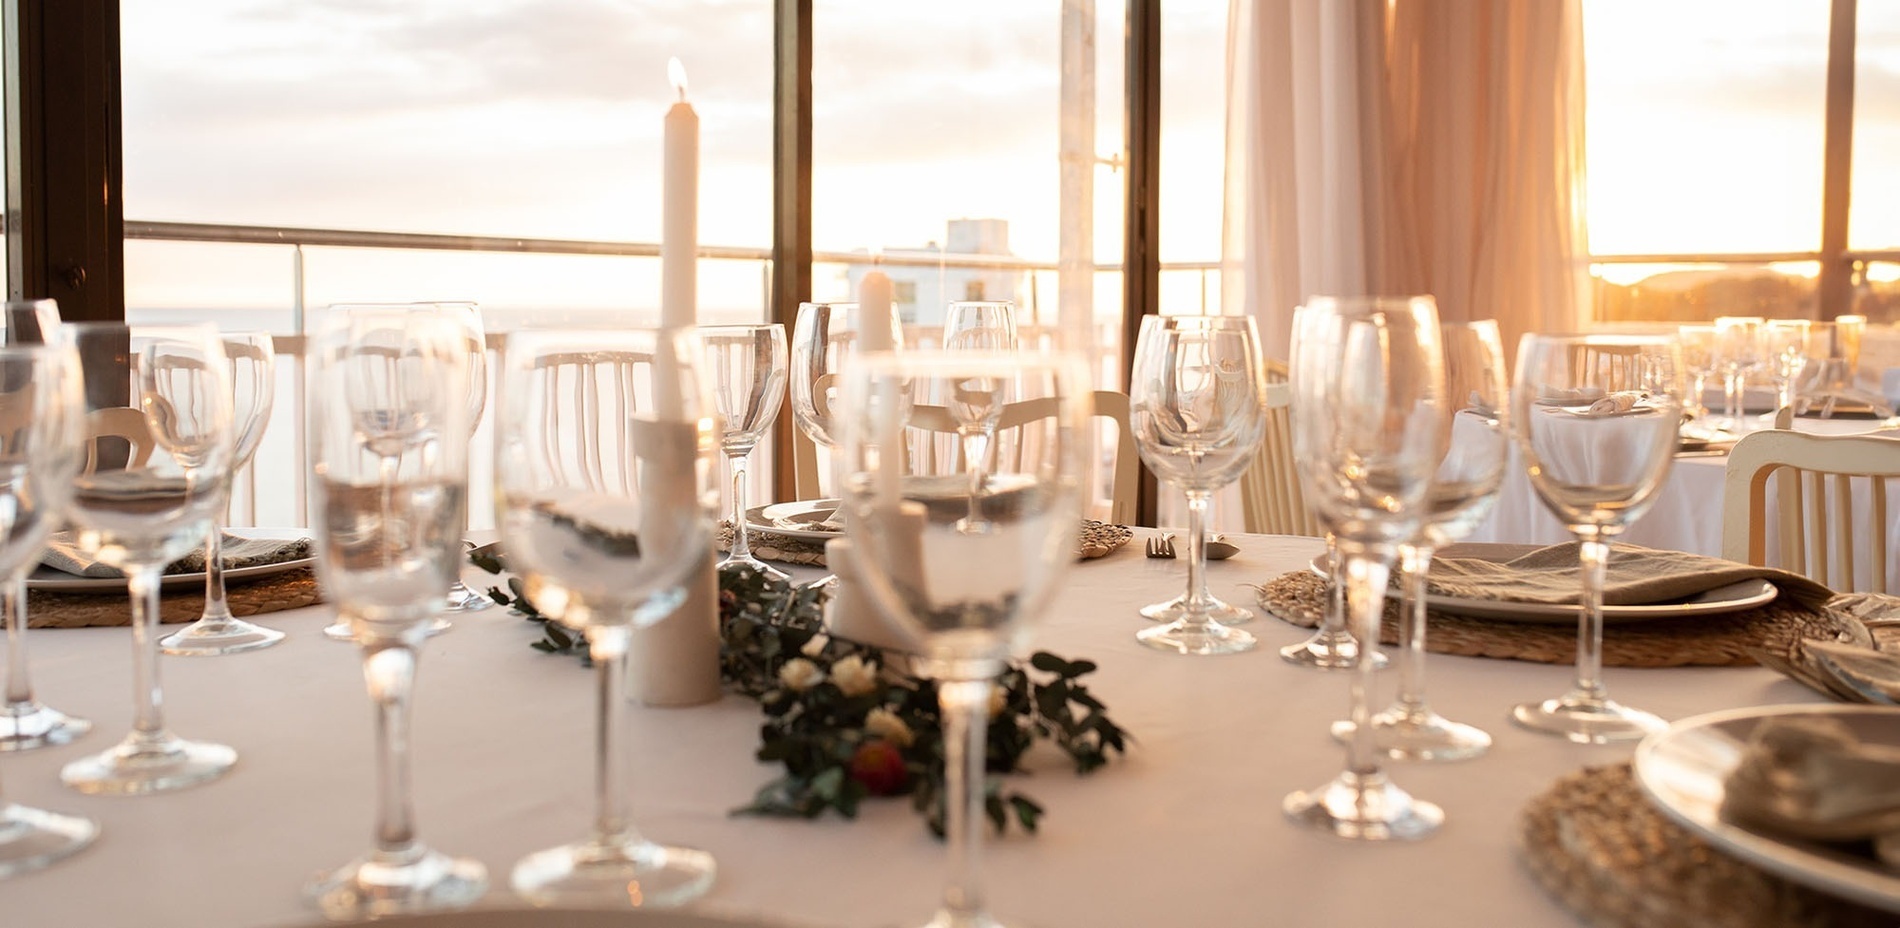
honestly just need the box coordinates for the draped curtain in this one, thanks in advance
[1222,0,1591,361]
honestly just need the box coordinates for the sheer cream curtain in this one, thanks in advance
[1222,0,1591,362]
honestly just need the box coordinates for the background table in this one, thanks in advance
[3,533,1825,928]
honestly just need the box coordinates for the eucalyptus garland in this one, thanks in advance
[469,549,1130,837]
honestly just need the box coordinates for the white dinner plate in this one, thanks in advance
[1306,547,1778,624]
[26,527,316,593]
[746,498,843,542]
[1635,704,1900,914]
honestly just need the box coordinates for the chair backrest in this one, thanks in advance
[1239,360,1320,537]
[83,406,157,476]
[1721,428,1900,594]
[526,349,652,496]
[905,390,1138,525]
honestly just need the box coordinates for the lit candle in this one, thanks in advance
[858,263,894,352]
[661,57,698,330]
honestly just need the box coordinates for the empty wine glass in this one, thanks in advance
[305,309,486,919]
[0,339,97,876]
[1713,316,1763,432]
[1283,296,1446,841]
[837,349,1089,928]
[1676,323,1718,434]
[1129,315,1267,655]
[496,327,720,908]
[1510,333,1684,744]
[703,324,789,579]
[1762,319,1810,419]
[435,303,494,616]
[1335,321,1507,761]
[790,302,901,491]
[0,299,90,751]
[159,332,283,656]
[941,301,1018,534]
[58,324,239,795]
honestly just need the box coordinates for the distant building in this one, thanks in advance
[843,218,1021,327]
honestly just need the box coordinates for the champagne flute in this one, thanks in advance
[1510,333,1684,743]
[496,327,720,908]
[702,323,789,580]
[58,324,239,795]
[1283,296,1446,841]
[837,349,1089,928]
[159,332,284,655]
[0,340,97,876]
[940,301,1017,533]
[0,299,91,750]
[305,309,485,918]
[1335,321,1507,761]
[1129,315,1267,654]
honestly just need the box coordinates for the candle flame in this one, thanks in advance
[668,58,688,101]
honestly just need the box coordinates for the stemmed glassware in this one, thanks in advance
[837,349,1088,928]
[789,300,901,519]
[702,324,789,579]
[1338,321,1507,761]
[436,303,494,616]
[305,309,486,918]
[58,324,239,795]
[158,332,283,655]
[1128,315,1267,655]
[1283,296,1446,841]
[941,301,1018,533]
[0,299,90,750]
[1713,316,1763,431]
[496,327,720,908]
[1510,333,1684,744]
[0,337,97,876]
[1676,323,1719,435]
[1762,319,1810,419]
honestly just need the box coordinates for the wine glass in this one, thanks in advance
[58,324,239,795]
[434,303,494,616]
[305,309,486,919]
[836,349,1088,928]
[1128,315,1267,655]
[1510,333,1684,744]
[1713,316,1763,432]
[1337,321,1507,761]
[1762,319,1810,419]
[941,301,1018,533]
[158,332,283,655]
[702,323,789,580]
[1283,296,1446,841]
[0,299,91,750]
[496,327,720,908]
[0,339,97,876]
[1675,323,1718,435]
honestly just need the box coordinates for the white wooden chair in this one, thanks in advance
[1238,360,1319,537]
[905,390,1139,526]
[1721,428,1900,594]
[526,349,653,495]
[82,406,157,476]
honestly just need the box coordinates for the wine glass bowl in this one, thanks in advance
[702,323,789,579]
[790,302,900,503]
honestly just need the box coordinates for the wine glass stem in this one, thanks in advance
[1571,536,1610,702]
[1724,370,1743,424]
[1396,543,1432,709]
[959,430,992,528]
[589,625,637,846]
[1183,490,1212,620]
[1341,551,1390,777]
[1321,534,1348,637]
[201,520,232,622]
[127,566,168,743]
[938,678,993,923]
[1689,372,1707,419]
[728,451,754,562]
[4,572,32,706]
[361,635,421,859]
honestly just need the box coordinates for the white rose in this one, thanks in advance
[800,634,829,658]
[777,657,824,692]
[831,654,879,698]
[865,706,915,748]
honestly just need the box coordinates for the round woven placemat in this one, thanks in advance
[28,567,323,629]
[1520,763,1891,928]
[718,520,1135,568]
[1254,569,1858,667]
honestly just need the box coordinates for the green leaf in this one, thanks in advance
[984,791,1007,835]
[1010,795,1043,833]
[1029,652,1068,674]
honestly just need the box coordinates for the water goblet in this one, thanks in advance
[790,302,902,498]
[496,327,721,908]
[1676,323,1719,434]
[1129,315,1267,654]
[837,349,1089,928]
[1509,333,1684,744]
[159,332,284,655]
[0,299,91,750]
[58,324,240,795]
[702,324,789,580]
[1283,296,1447,841]
[1713,316,1763,432]
[0,340,98,876]
[941,301,1018,533]
[305,309,486,919]
[1762,319,1810,419]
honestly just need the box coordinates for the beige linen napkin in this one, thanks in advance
[1426,542,1834,611]
[1583,390,1647,416]
[40,532,313,579]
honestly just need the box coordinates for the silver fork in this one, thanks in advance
[1145,534,1177,559]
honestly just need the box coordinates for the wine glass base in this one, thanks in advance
[1330,705,1492,762]
[719,553,789,583]
[324,616,452,642]
[0,802,98,878]
[1283,769,1443,841]
[0,701,91,752]
[1279,632,1387,670]
[59,733,237,795]
[1135,620,1257,656]
[158,616,286,656]
[511,836,715,909]
[307,846,488,920]
[1138,593,1253,625]
[1511,693,1667,744]
[917,907,1007,928]
[442,581,494,614]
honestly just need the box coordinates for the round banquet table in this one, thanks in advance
[1,533,1828,928]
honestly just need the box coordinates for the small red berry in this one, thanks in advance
[849,740,909,796]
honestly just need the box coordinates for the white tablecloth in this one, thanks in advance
[4,534,1826,928]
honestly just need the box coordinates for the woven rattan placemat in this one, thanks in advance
[27,567,323,629]
[1520,763,1891,928]
[718,520,1135,568]
[1254,570,1860,668]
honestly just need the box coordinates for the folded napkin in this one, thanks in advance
[1583,390,1647,416]
[1426,542,1835,611]
[1723,715,1900,849]
[1535,385,1605,406]
[40,532,314,579]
